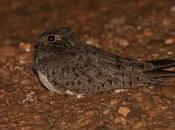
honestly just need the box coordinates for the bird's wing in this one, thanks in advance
[79,44,175,79]
[78,43,154,72]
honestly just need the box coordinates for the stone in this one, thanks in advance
[118,106,130,117]
[19,42,32,52]
[118,38,129,47]
[165,39,173,44]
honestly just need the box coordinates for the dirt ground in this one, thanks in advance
[0,0,175,130]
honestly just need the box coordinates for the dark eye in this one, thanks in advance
[47,35,55,42]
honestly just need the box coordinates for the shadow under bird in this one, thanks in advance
[33,27,175,98]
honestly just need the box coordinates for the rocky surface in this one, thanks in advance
[0,0,175,130]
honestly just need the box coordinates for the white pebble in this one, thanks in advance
[23,92,35,103]
[167,51,173,55]
[170,6,175,12]
[118,38,129,47]
[165,39,173,44]
[19,42,32,52]
[118,106,130,117]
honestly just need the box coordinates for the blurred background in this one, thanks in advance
[0,0,175,130]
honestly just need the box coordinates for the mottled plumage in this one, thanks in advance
[33,27,175,97]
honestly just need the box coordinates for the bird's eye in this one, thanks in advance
[47,35,56,42]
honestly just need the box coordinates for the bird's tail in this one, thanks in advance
[145,59,175,78]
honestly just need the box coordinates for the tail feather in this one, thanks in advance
[145,59,175,78]
[145,70,175,78]
[148,59,175,70]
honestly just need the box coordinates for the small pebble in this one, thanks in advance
[165,39,173,44]
[118,106,130,117]
[114,89,128,93]
[86,38,96,45]
[21,79,33,85]
[137,25,142,30]
[22,92,35,103]
[19,42,32,52]
[167,51,173,55]
[170,6,175,12]
[118,38,129,47]
[86,38,100,48]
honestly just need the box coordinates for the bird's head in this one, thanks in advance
[36,27,81,51]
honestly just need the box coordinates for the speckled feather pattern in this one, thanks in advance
[33,27,175,96]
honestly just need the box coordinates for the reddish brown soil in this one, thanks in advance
[0,0,175,130]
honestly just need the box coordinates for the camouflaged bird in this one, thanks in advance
[33,27,175,98]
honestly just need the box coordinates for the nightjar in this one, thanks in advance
[33,27,175,98]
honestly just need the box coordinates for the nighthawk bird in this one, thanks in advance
[33,27,175,97]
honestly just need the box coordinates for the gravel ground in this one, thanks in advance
[0,0,175,130]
